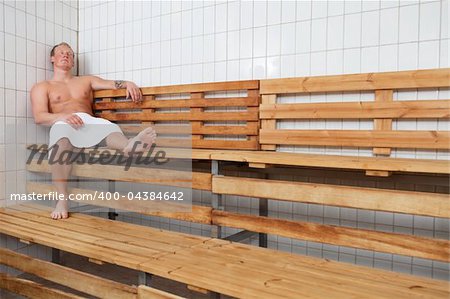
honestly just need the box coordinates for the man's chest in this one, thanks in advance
[48,80,92,103]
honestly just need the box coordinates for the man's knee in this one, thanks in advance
[56,138,73,150]
[52,138,73,159]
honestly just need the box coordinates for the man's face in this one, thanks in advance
[51,45,74,70]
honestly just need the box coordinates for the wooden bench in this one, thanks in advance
[2,70,450,298]
[0,247,182,299]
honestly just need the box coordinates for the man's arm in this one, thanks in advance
[89,76,142,102]
[30,83,83,128]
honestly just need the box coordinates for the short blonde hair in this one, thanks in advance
[50,42,74,58]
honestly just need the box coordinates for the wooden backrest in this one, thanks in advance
[93,80,260,150]
[259,68,450,154]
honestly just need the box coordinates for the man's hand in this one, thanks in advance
[91,77,143,103]
[125,81,143,103]
[58,114,84,130]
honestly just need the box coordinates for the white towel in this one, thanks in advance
[49,112,122,148]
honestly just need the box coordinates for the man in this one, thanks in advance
[30,42,156,220]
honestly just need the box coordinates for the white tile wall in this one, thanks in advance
[0,0,78,259]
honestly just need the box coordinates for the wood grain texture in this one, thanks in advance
[212,210,450,262]
[0,204,448,299]
[26,182,213,224]
[27,159,212,191]
[212,176,450,218]
[259,100,450,119]
[99,110,258,122]
[260,68,450,94]
[94,97,259,110]
[94,80,259,98]
[261,94,277,150]
[0,273,85,299]
[0,248,137,299]
[259,129,450,149]
[138,285,184,299]
[373,90,394,155]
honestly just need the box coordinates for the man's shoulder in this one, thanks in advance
[75,75,97,85]
[78,75,96,80]
[31,80,50,92]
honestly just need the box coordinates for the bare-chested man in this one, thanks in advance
[31,42,156,220]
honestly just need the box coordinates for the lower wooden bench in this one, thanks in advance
[0,203,448,299]
[0,247,182,299]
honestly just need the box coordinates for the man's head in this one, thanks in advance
[50,42,75,70]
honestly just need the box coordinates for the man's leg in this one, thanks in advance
[50,138,73,219]
[105,128,156,155]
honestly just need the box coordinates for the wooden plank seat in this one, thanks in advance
[0,203,448,299]
[0,248,181,299]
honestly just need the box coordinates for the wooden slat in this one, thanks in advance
[259,99,450,119]
[99,110,258,122]
[260,68,450,94]
[185,123,260,135]
[27,159,212,191]
[120,123,259,136]
[191,139,258,150]
[152,138,259,150]
[259,129,450,150]
[121,124,192,135]
[373,90,394,155]
[94,80,259,98]
[209,150,450,174]
[138,285,184,299]
[211,210,450,262]
[26,182,213,224]
[0,273,84,299]
[0,248,137,299]
[94,97,259,110]
[261,94,277,150]
[212,176,450,218]
[27,144,216,160]
[27,143,450,174]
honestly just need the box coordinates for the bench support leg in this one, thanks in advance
[259,198,268,248]
[108,209,118,220]
[211,160,222,239]
[258,171,269,248]
[51,248,60,264]
[138,272,152,286]
[108,180,118,220]
[210,292,221,299]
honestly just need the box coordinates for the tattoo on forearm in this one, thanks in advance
[115,80,125,89]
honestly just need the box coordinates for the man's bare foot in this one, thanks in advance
[51,200,69,220]
[123,127,156,155]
